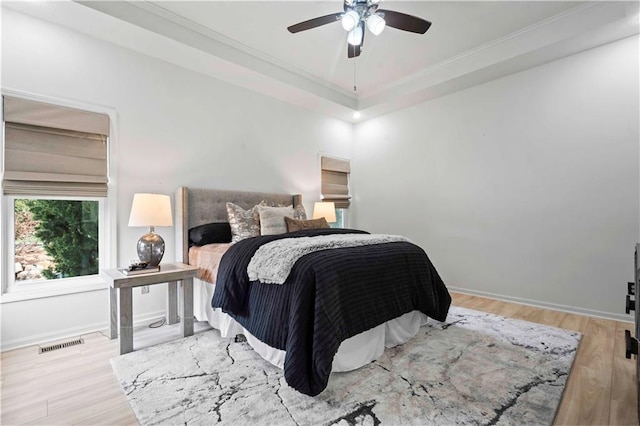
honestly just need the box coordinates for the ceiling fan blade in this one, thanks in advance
[287,13,343,33]
[347,42,362,58]
[347,28,364,58]
[378,9,432,34]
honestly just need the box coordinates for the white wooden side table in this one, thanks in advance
[102,262,200,355]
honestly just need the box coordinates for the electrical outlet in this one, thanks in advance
[141,286,149,294]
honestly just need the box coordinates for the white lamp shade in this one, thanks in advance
[128,193,173,227]
[341,10,360,31]
[313,202,337,223]
[347,25,363,46]
[367,13,386,35]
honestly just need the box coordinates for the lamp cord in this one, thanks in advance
[149,317,166,328]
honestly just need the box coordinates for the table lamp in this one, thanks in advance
[128,193,173,266]
[312,202,337,223]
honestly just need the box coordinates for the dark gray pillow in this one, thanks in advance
[189,222,232,246]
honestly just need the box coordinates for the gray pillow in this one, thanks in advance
[293,204,307,220]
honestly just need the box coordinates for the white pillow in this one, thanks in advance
[258,205,294,235]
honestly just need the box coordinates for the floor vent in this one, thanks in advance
[39,337,84,354]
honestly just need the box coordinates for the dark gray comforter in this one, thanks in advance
[211,228,451,396]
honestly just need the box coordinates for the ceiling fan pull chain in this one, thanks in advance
[353,61,357,92]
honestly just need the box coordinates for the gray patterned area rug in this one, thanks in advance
[111,306,581,425]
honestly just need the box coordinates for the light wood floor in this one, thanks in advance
[1,293,638,425]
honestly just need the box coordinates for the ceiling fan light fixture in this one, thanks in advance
[341,10,360,31]
[287,0,432,58]
[366,13,386,35]
[347,25,363,46]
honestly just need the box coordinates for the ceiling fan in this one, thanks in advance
[287,0,432,59]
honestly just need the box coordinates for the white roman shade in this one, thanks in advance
[321,156,351,209]
[2,96,110,197]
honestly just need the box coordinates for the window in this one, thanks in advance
[13,198,99,282]
[320,155,351,228]
[331,208,346,229]
[2,94,113,299]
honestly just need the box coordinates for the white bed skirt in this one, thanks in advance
[193,278,428,372]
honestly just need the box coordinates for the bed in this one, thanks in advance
[175,186,451,396]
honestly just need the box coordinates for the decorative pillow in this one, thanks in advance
[226,201,265,243]
[293,204,307,220]
[189,222,232,246]
[285,216,330,232]
[258,205,294,235]
[266,202,307,220]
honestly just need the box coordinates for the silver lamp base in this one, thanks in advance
[136,226,165,266]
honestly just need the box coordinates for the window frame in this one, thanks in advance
[0,89,117,303]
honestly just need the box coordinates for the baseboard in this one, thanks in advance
[449,286,634,323]
[4,289,631,350]
[0,309,167,352]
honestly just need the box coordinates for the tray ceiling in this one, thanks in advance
[4,1,639,122]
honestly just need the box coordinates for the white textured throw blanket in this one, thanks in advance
[247,234,409,284]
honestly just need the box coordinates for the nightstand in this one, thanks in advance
[102,262,200,355]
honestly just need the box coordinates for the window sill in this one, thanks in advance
[0,275,108,304]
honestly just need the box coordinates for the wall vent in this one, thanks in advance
[38,337,84,354]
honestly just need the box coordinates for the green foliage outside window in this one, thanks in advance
[20,199,99,279]
[330,208,345,228]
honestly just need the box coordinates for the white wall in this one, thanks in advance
[353,35,640,320]
[2,7,638,351]
[0,8,353,350]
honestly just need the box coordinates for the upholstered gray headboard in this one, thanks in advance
[175,187,302,263]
